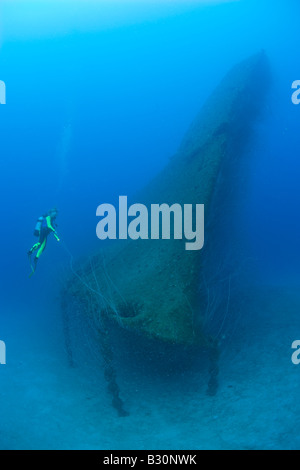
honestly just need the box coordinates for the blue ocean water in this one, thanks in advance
[0,0,300,450]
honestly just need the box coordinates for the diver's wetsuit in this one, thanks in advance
[29,215,59,260]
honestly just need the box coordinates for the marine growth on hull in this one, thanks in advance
[62,52,270,348]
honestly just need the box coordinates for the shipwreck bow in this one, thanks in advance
[62,52,270,347]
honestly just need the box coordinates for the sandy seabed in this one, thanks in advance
[0,282,300,450]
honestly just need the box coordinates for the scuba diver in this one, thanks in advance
[28,208,60,276]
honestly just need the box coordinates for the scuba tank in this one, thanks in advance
[33,216,44,237]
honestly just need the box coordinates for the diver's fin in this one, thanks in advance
[28,254,37,277]
[28,252,33,273]
[29,269,35,278]
[29,262,35,278]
